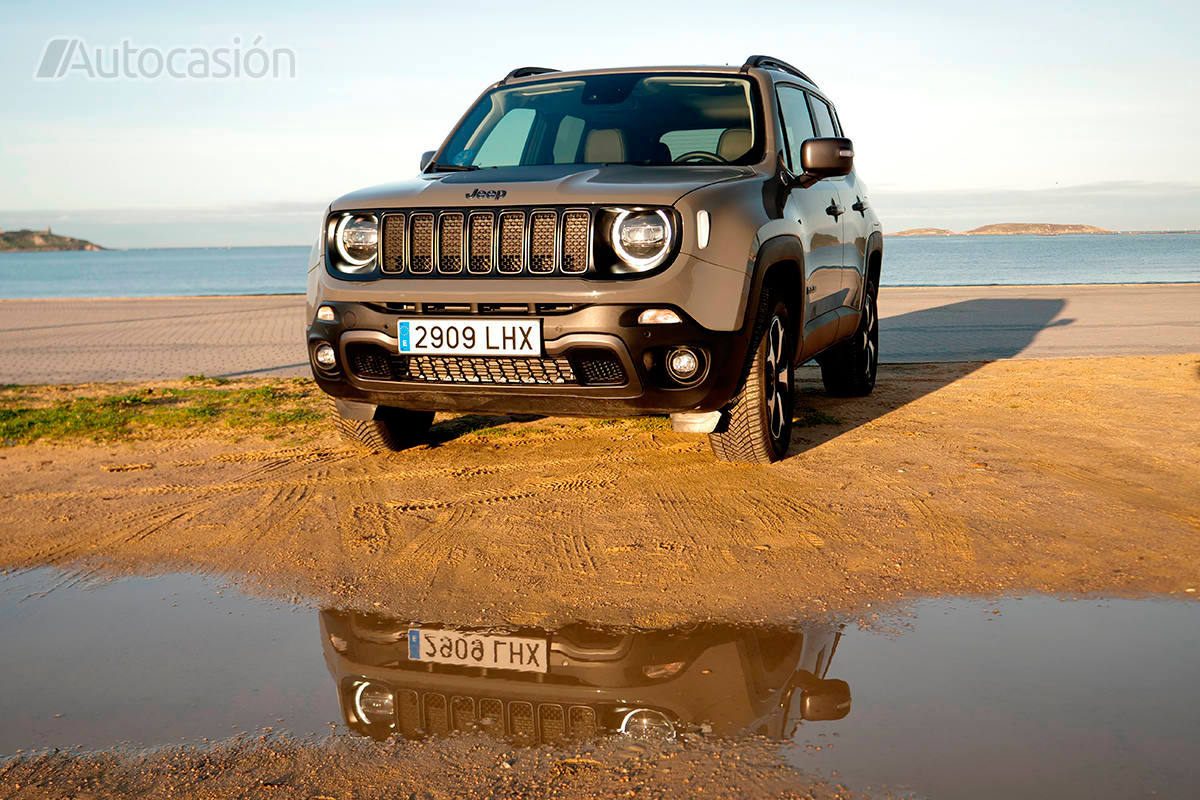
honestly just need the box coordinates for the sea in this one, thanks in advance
[0,234,1197,299]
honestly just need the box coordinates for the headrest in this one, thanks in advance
[584,129,626,163]
[717,128,752,161]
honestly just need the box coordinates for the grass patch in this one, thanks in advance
[0,379,328,445]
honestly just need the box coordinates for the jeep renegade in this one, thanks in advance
[307,55,883,463]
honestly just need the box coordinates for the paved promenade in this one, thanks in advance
[1,284,1197,384]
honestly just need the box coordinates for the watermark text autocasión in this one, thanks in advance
[35,36,296,80]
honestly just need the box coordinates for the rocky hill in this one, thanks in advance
[963,223,1114,236]
[888,228,956,237]
[0,228,104,252]
[888,223,1116,237]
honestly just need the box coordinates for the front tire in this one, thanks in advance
[709,292,795,464]
[334,405,434,452]
[819,286,878,397]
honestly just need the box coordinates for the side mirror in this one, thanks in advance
[419,150,436,171]
[799,137,853,180]
[798,678,851,721]
[787,670,852,722]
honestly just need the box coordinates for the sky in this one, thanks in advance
[1,0,1197,247]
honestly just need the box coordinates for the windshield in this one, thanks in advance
[435,73,762,169]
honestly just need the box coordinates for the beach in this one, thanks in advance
[1,285,1198,798]
[2,284,1199,384]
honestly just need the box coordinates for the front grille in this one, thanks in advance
[380,207,592,277]
[346,343,579,386]
[390,688,596,742]
[345,343,628,388]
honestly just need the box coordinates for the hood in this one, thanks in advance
[329,164,754,212]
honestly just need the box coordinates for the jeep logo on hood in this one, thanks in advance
[464,188,507,201]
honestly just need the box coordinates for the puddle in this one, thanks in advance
[1,570,1198,798]
[0,569,339,754]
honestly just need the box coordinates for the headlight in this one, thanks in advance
[618,708,676,739]
[334,213,378,271]
[611,209,673,272]
[352,681,395,726]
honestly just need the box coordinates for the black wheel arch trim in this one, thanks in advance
[745,233,808,364]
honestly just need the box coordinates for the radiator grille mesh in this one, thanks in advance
[437,213,464,274]
[378,208,592,277]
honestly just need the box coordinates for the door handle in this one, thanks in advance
[826,202,845,219]
[852,197,869,214]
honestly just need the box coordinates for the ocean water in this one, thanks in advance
[0,235,1196,299]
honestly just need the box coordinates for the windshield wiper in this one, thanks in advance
[429,163,480,172]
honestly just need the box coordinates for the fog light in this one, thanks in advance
[316,305,336,322]
[314,342,337,369]
[667,348,699,381]
[638,308,682,325]
[352,681,396,726]
[642,661,685,679]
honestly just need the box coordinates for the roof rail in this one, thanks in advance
[501,66,559,83]
[740,55,817,86]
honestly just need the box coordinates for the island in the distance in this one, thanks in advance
[889,223,1115,237]
[0,227,105,252]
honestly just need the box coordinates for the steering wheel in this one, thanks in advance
[672,151,729,164]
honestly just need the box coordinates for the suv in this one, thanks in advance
[307,55,882,463]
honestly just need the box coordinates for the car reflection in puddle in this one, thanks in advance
[320,611,850,745]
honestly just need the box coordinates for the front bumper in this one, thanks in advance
[307,302,752,416]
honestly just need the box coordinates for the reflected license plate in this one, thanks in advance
[407,628,549,673]
[397,319,541,356]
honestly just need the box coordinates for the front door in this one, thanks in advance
[776,85,844,341]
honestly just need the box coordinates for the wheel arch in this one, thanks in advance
[865,230,883,293]
[746,234,808,364]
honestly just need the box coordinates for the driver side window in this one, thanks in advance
[776,86,817,173]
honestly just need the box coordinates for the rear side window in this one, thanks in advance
[809,96,839,137]
[775,86,817,172]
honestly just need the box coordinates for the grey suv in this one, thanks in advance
[307,55,882,463]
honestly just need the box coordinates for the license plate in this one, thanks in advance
[397,319,542,356]
[408,628,548,673]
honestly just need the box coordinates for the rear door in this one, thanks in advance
[776,85,844,330]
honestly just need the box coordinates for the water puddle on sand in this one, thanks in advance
[1,569,1198,798]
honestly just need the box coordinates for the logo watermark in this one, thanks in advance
[35,36,296,80]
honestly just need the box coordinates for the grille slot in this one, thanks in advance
[561,210,590,274]
[528,211,557,274]
[479,698,504,733]
[377,208,593,276]
[410,213,434,273]
[539,704,566,743]
[437,213,464,274]
[498,211,525,273]
[381,214,405,273]
[452,696,476,730]
[424,692,449,736]
[567,705,598,738]
[397,689,421,735]
[509,701,535,743]
[468,212,494,274]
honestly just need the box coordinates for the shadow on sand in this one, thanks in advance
[786,297,1068,457]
